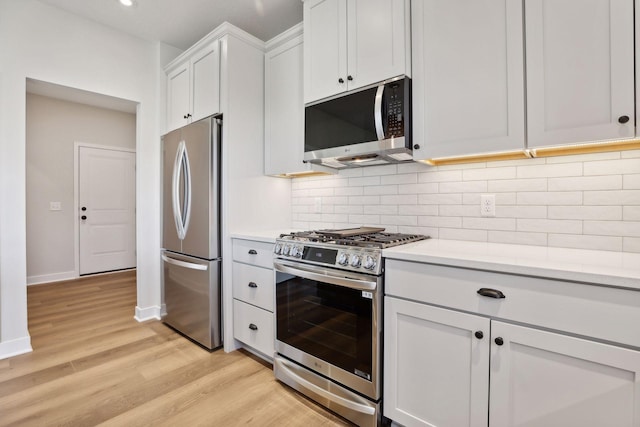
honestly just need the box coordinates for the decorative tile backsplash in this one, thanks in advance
[291,150,640,253]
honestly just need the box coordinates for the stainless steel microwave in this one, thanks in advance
[304,76,412,168]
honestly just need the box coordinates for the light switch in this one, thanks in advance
[49,201,61,211]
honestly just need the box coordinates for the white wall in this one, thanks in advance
[292,150,640,253]
[25,94,136,284]
[0,0,174,359]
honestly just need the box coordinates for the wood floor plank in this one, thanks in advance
[0,270,352,426]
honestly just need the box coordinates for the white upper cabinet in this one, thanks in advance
[412,0,526,160]
[525,0,635,148]
[264,25,333,176]
[303,0,410,104]
[166,40,221,133]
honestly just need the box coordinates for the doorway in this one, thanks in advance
[76,145,136,275]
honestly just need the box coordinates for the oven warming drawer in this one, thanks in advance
[274,355,380,427]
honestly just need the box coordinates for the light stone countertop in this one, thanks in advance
[229,229,289,244]
[383,239,640,290]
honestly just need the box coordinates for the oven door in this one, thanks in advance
[274,259,382,400]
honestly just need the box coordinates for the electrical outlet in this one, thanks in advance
[480,194,495,217]
[49,201,61,211]
[314,197,322,214]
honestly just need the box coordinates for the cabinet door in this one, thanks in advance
[490,322,640,427]
[525,0,634,148]
[190,40,220,122]
[384,296,490,427]
[346,0,409,91]
[304,0,348,103]
[412,0,525,160]
[265,36,305,175]
[166,63,190,132]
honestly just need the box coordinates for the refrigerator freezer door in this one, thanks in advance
[162,251,222,349]
[162,116,220,259]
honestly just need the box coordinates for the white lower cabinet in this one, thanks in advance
[384,260,640,427]
[232,238,275,358]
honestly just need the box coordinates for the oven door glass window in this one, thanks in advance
[276,275,373,381]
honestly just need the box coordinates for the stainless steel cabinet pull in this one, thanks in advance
[248,249,257,255]
[248,282,258,288]
[477,288,505,299]
[249,323,258,331]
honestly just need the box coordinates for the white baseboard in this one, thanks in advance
[134,305,162,322]
[0,336,32,360]
[27,271,76,286]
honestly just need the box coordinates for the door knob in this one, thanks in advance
[494,337,504,346]
[338,78,344,84]
[474,331,484,339]
[81,207,87,211]
[81,215,87,220]
[618,115,630,124]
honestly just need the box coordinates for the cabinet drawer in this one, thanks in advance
[233,299,274,357]
[386,260,640,348]
[232,262,274,311]
[232,239,274,268]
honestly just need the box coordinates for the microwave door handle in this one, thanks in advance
[374,84,385,140]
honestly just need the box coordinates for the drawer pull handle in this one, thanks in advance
[477,288,505,299]
[249,323,258,331]
[474,331,484,339]
[494,337,504,346]
[248,249,258,255]
[248,282,258,288]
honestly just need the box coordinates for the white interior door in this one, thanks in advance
[79,146,136,275]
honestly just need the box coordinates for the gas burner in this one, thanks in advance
[279,228,428,249]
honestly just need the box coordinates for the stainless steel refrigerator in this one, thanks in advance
[161,115,222,350]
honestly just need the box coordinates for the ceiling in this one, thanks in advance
[37,0,303,50]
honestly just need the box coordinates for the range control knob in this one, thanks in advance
[274,243,282,255]
[282,244,291,256]
[350,254,362,268]
[337,252,349,266]
[291,246,303,258]
[363,255,377,270]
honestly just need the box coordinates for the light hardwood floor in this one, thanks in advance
[0,271,351,426]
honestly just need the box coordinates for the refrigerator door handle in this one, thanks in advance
[172,140,192,240]
[162,253,208,271]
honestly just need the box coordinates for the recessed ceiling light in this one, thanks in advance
[120,0,134,6]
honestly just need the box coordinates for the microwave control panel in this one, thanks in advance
[386,82,405,138]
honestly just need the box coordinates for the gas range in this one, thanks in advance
[274,227,428,276]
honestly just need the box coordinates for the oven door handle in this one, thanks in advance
[274,261,377,291]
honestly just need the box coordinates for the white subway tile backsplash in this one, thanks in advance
[363,185,398,195]
[292,152,639,253]
[398,183,439,194]
[418,170,463,183]
[517,192,582,206]
[463,217,516,231]
[348,214,381,224]
[381,194,419,205]
[548,234,623,252]
[381,173,418,185]
[517,163,582,179]
[584,190,640,205]
[462,167,516,181]
[439,228,488,242]
[623,237,640,253]
[623,206,640,221]
[548,206,622,221]
[583,221,640,237]
[348,176,380,187]
[419,193,463,205]
[584,159,640,176]
[439,180,488,194]
[489,178,547,192]
[623,174,640,189]
[498,206,547,219]
[364,205,398,215]
[548,175,622,191]
[517,219,582,234]
[488,231,547,246]
[380,215,418,226]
